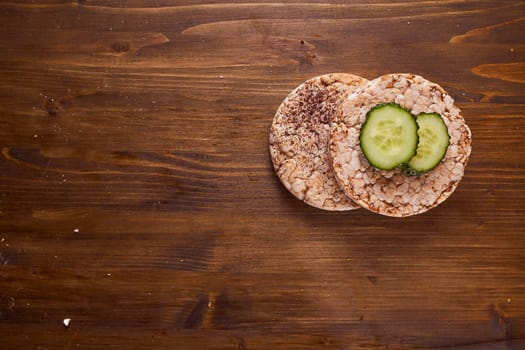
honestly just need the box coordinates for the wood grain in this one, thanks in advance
[1,1,524,349]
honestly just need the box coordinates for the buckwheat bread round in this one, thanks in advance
[270,73,368,210]
[330,73,472,217]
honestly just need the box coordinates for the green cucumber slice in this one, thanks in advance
[360,103,418,170]
[406,112,450,174]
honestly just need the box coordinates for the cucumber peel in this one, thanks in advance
[405,112,450,174]
[359,103,418,171]
[359,104,450,175]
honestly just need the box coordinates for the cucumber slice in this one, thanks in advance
[406,112,450,174]
[360,103,418,170]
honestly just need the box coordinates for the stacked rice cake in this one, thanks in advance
[270,73,472,217]
[269,73,368,211]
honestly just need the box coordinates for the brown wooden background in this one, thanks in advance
[1,1,524,349]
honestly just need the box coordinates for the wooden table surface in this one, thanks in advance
[1,1,524,349]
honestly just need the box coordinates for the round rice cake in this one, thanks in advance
[330,73,472,217]
[269,73,368,211]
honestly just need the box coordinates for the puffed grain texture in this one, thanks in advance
[270,73,368,210]
[330,73,472,217]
